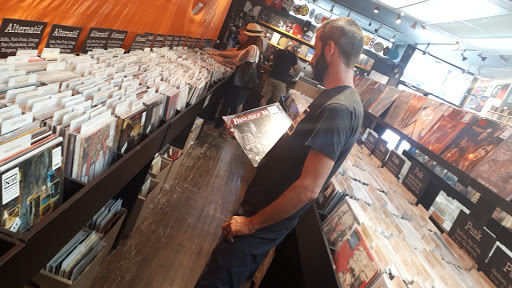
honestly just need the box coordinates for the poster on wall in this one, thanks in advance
[0,18,47,58]
[45,24,82,54]
[441,118,508,174]
[106,29,127,49]
[81,27,112,53]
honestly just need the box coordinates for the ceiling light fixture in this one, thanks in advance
[391,33,396,42]
[423,43,430,55]
[330,4,334,13]
[421,24,427,30]
[454,40,460,50]
[461,50,468,61]
[396,14,402,24]
[374,6,380,13]
[374,24,382,35]
[500,55,510,64]
[410,22,417,30]
[347,10,351,17]
[400,12,405,16]
[477,66,482,76]
[478,53,487,62]
[369,21,372,26]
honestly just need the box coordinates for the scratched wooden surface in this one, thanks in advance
[92,130,254,288]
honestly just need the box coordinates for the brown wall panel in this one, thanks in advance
[0,0,231,52]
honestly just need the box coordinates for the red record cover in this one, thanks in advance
[334,227,379,288]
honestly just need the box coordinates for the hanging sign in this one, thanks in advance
[45,24,82,54]
[0,18,47,58]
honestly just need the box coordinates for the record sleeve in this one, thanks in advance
[223,103,292,167]
[382,92,415,127]
[117,109,146,154]
[323,198,360,250]
[441,118,507,173]
[334,227,380,288]
[366,87,401,117]
[418,107,476,154]
[393,94,427,131]
[362,83,388,111]
[399,98,449,142]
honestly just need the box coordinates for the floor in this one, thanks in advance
[92,130,255,288]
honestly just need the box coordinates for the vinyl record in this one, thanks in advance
[314,13,324,24]
[279,37,292,47]
[309,8,316,19]
[299,5,309,16]
[292,4,301,15]
[373,42,384,53]
[363,35,372,46]
[282,0,294,11]
[383,46,390,56]
[387,48,399,60]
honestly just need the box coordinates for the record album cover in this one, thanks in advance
[362,83,388,111]
[367,87,401,117]
[418,107,475,154]
[393,94,427,131]
[382,92,415,127]
[470,134,512,200]
[117,109,146,154]
[441,118,508,173]
[334,228,379,288]
[323,199,358,250]
[224,103,292,167]
[399,98,449,142]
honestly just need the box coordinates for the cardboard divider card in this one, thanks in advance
[152,34,166,48]
[448,211,496,268]
[483,245,512,288]
[130,34,149,52]
[373,137,390,164]
[107,29,127,49]
[45,24,82,53]
[385,150,406,179]
[144,33,155,49]
[81,27,111,53]
[0,18,47,58]
[402,161,430,199]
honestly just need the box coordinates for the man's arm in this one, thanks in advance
[222,148,334,242]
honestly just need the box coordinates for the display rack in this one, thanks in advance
[258,21,314,49]
[0,79,225,288]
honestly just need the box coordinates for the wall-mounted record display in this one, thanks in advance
[0,18,47,58]
[483,245,512,288]
[81,27,111,53]
[45,24,82,54]
[384,150,406,179]
[107,29,127,49]
[152,34,165,49]
[402,161,430,199]
[129,34,149,51]
[448,211,496,267]
[144,33,155,49]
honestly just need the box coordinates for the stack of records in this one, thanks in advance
[87,198,123,234]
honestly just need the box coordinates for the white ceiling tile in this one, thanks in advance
[376,0,425,9]
[461,38,512,54]
[426,0,510,22]
[432,21,490,38]
[465,13,512,37]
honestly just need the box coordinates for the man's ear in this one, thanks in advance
[326,41,337,60]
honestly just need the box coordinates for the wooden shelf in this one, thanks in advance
[258,21,315,49]
[267,42,311,62]
[355,64,371,71]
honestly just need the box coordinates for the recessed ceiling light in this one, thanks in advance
[374,6,380,13]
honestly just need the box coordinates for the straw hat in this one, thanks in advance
[244,23,264,37]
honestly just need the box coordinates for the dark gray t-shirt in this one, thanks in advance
[238,85,363,228]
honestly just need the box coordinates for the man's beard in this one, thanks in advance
[312,48,329,82]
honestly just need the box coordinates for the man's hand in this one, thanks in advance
[222,216,256,242]
[224,121,236,139]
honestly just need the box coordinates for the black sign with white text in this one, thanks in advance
[483,245,512,288]
[45,24,82,53]
[81,27,111,53]
[130,34,149,51]
[363,131,378,153]
[449,212,496,268]
[107,29,127,49]
[385,150,406,179]
[153,34,165,48]
[177,36,187,47]
[373,138,389,164]
[402,161,430,198]
[144,33,155,49]
[0,18,47,58]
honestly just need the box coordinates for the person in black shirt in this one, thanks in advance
[259,44,299,106]
[195,17,364,288]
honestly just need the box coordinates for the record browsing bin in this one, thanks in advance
[32,208,127,288]
[122,178,160,237]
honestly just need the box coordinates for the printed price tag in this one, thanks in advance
[52,146,62,170]
[2,168,19,205]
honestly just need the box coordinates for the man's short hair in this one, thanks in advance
[317,17,364,68]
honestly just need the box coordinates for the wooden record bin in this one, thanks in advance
[122,178,161,237]
[32,208,127,288]
[0,79,226,288]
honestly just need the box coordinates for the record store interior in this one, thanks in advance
[1,0,512,287]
